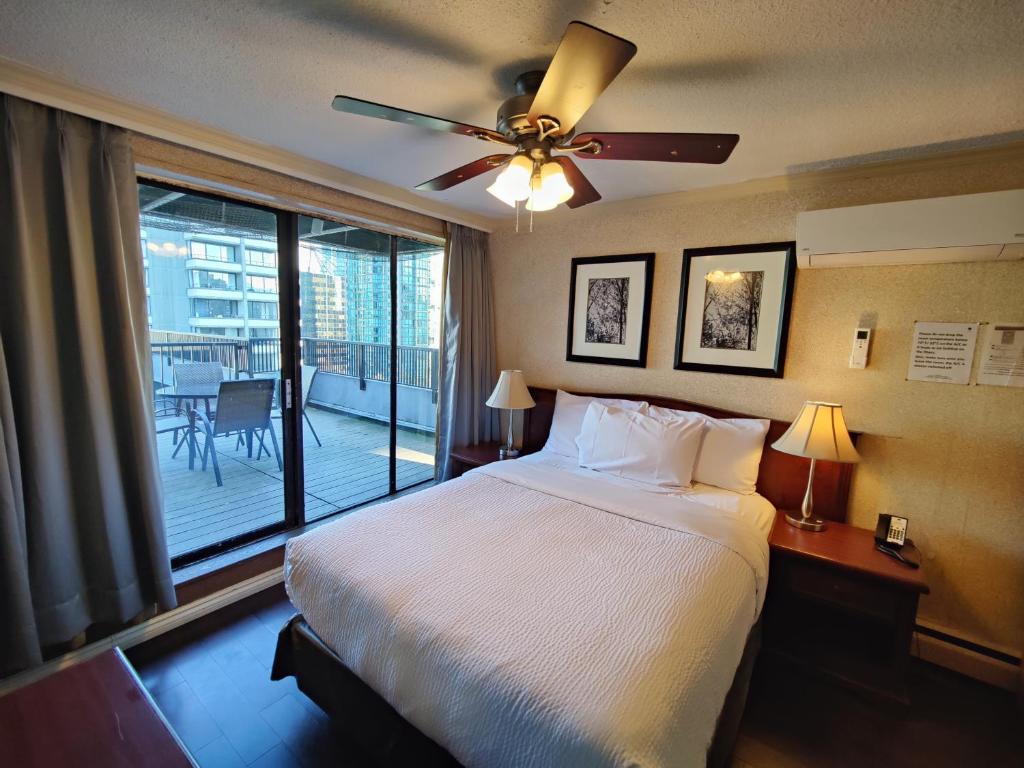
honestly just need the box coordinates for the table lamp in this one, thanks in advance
[772,401,860,531]
[486,370,535,459]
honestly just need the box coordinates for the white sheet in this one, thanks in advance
[520,450,777,538]
[285,456,770,768]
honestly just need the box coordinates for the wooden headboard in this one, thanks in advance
[521,387,858,523]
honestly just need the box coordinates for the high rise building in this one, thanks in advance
[339,250,439,348]
[299,271,346,339]
[143,219,441,352]
[141,225,279,339]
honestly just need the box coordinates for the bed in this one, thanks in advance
[272,388,856,767]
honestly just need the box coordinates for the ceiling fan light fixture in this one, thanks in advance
[485,155,533,206]
[540,161,574,204]
[485,179,521,207]
[525,162,574,211]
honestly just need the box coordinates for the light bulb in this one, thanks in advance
[539,161,574,204]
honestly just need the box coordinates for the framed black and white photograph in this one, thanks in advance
[566,253,654,367]
[674,242,796,377]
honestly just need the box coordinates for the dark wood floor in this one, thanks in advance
[129,588,1022,768]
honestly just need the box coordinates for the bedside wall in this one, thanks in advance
[490,144,1024,656]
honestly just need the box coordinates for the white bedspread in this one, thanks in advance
[285,456,770,768]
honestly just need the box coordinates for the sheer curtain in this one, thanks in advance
[435,223,498,480]
[0,94,175,677]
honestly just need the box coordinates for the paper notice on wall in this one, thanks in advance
[907,321,978,384]
[977,322,1024,387]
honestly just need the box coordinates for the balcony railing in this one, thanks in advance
[150,333,439,396]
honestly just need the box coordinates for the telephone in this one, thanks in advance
[874,514,919,568]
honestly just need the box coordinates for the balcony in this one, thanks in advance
[190,316,244,329]
[245,291,279,302]
[245,263,277,277]
[186,287,243,301]
[150,335,440,559]
[185,258,242,273]
[157,407,434,558]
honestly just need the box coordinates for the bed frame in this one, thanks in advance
[271,387,858,766]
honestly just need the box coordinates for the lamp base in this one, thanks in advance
[498,446,519,460]
[785,512,828,532]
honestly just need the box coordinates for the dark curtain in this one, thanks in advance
[435,223,498,480]
[0,94,175,677]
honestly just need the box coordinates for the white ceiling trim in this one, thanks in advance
[0,56,500,233]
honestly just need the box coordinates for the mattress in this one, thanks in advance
[284,454,771,768]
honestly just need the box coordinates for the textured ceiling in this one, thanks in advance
[2,0,1023,220]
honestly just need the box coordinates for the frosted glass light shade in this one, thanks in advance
[772,401,860,463]
[486,155,533,206]
[540,162,573,203]
[485,370,536,410]
[526,161,574,211]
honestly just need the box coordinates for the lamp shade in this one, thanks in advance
[771,401,860,463]
[486,370,535,410]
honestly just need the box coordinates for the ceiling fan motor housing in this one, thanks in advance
[496,70,574,144]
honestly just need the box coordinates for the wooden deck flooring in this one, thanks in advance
[157,407,435,559]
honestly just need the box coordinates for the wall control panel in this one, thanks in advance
[850,327,872,369]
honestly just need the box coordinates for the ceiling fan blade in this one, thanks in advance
[551,157,601,209]
[415,154,510,191]
[332,95,510,144]
[527,21,637,137]
[569,132,740,164]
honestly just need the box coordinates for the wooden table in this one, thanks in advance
[765,510,929,704]
[448,441,507,478]
[0,649,195,767]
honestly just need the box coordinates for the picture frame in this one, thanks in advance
[674,242,796,378]
[566,253,655,368]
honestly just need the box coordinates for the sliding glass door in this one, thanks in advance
[139,182,291,563]
[296,219,441,515]
[395,237,443,490]
[138,179,443,566]
[298,217,393,520]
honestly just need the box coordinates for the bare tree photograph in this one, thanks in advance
[585,277,630,344]
[700,270,764,350]
[568,254,654,367]
[676,243,795,377]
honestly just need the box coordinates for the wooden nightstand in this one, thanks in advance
[448,441,506,478]
[765,510,929,705]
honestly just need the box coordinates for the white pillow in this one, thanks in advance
[575,402,705,488]
[542,390,648,457]
[647,405,770,495]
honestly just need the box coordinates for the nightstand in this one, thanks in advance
[764,510,929,705]
[448,441,505,479]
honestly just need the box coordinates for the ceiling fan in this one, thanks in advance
[331,20,739,215]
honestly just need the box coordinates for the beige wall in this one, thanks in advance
[490,146,1024,653]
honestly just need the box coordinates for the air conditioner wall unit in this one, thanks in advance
[795,189,1024,269]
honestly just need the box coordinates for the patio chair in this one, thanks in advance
[153,384,190,457]
[196,379,280,487]
[172,361,224,416]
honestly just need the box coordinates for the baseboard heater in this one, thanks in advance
[913,621,1021,691]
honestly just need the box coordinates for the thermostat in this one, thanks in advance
[850,327,872,369]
